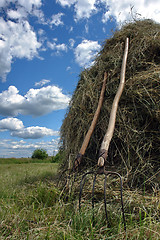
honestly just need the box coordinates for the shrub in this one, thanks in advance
[51,150,65,163]
[32,149,48,160]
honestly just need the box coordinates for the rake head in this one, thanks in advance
[79,166,126,232]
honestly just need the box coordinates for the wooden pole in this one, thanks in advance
[98,38,129,167]
[74,72,107,169]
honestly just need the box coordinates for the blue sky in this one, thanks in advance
[0,0,159,158]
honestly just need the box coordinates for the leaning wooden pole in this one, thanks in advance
[98,38,129,167]
[74,72,107,169]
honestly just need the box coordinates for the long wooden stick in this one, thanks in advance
[98,38,129,167]
[74,72,107,169]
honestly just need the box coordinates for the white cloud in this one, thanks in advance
[0,0,7,8]
[74,39,101,68]
[50,13,64,26]
[5,0,43,21]
[23,86,70,116]
[0,117,59,139]
[0,85,71,117]
[101,0,160,24]
[38,28,45,36]
[0,138,59,157]
[69,38,75,48]
[7,8,26,19]
[47,41,68,54]
[4,0,43,21]
[66,66,71,71]
[69,26,73,32]
[0,117,24,131]
[57,0,160,24]
[16,0,42,13]
[74,0,97,20]
[56,43,68,52]
[32,8,45,24]
[0,18,41,81]
[56,0,76,7]
[0,0,44,81]
[57,0,97,20]
[9,21,41,59]
[0,86,24,116]
[35,79,51,87]
[11,126,59,139]
[85,23,89,33]
[1,0,42,10]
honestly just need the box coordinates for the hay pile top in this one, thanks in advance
[60,20,160,187]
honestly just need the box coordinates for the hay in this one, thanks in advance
[60,20,160,188]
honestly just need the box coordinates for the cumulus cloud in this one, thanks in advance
[55,43,68,52]
[50,13,64,26]
[56,0,160,24]
[5,0,42,17]
[74,39,101,68]
[0,117,24,131]
[35,79,51,87]
[102,0,160,24]
[0,138,59,157]
[57,0,97,20]
[0,18,41,81]
[0,117,59,139]
[0,0,43,81]
[16,0,42,13]
[11,126,59,139]
[56,0,76,7]
[5,0,44,24]
[74,0,97,20]
[0,86,24,116]
[47,41,68,54]
[7,8,27,20]
[0,85,71,117]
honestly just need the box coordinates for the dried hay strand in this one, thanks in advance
[60,19,160,188]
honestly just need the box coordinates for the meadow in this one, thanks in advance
[0,159,159,239]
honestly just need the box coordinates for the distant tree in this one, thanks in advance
[32,148,48,160]
[51,150,65,163]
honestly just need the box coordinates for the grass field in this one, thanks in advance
[0,157,52,164]
[0,161,159,239]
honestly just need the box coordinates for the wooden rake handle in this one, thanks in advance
[98,38,129,167]
[74,72,107,169]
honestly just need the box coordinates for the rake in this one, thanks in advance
[78,38,129,232]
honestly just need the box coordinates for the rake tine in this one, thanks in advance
[104,171,126,231]
[79,171,94,210]
[104,175,110,226]
[119,174,126,232]
[91,174,97,225]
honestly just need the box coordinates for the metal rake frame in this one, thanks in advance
[79,166,126,231]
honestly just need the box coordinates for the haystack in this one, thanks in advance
[60,20,160,188]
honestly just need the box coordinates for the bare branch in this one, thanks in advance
[98,38,129,167]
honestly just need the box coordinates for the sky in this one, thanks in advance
[0,0,159,158]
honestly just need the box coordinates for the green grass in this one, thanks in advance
[0,162,159,239]
[0,157,52,164]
